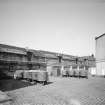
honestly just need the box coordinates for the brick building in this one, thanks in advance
[0,44,46,78]
[0,44,95,78]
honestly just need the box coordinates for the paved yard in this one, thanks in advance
[5,76,105,105]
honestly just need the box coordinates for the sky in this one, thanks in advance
[0,0,105,56]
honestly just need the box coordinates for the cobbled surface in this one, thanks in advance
[6,76,105,105]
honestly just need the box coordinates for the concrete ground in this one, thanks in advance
[4,76,105,105]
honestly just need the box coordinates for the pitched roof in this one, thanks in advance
[0,44,45,57]
[62,54,77,60]
[28,49,45,57]
[0,44,27,55]
[78,56,95,61]
[39,50,58,59]
[39,50,77,59]
[95,33,105,40]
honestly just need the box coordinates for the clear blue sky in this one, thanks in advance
[0,0,105,56]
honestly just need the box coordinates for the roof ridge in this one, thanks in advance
[95,33,105,40]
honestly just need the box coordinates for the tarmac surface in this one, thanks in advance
[3,76,105,105]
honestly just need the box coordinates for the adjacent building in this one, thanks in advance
[95,33,105,76]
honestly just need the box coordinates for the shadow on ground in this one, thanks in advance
[0,79,53,92]
[0,79,34,92]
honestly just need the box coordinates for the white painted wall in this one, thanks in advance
[96,62,105,75]
[96,35,105,61]
[89,67,96,75]
[96,35,105,75]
